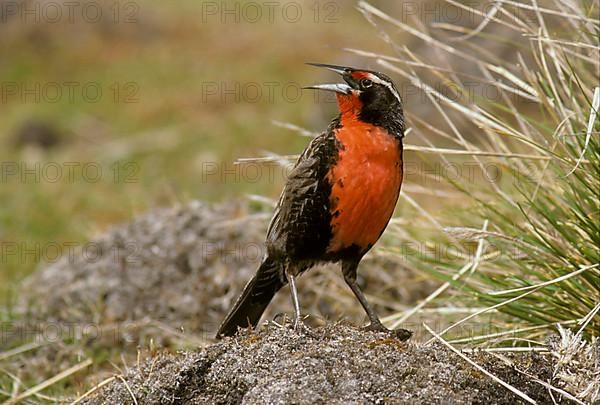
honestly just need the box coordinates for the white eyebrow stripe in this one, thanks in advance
[366,72,402,104]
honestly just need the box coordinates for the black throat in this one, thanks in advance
[357,93,405,139]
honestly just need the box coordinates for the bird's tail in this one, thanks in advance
[216,256,284,338]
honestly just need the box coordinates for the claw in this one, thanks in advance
[362,322,413,341]
[292,315,312,333]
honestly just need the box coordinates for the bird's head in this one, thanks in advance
[305,63,405,137]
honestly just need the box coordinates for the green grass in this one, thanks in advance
[360,0,600,344]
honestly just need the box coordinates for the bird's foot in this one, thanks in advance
[289,315,321,338]
[293,317,302,331]
[292,316,309,332]
[271,312,287,327]
[272,313,313,334]
[362,322,413,341]
[269,313,313,337]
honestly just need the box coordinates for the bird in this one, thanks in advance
[216,63,410,340]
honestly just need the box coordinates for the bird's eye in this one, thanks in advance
[360,79,373,89]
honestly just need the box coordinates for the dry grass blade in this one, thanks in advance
[484,64,539,101]
[0,341,48,361]
[271,120,318,137]
[574,302,600,339]
[443,0,527,32]
[405,146,556,160]
[423,324,537,404]
[425,286,545,345]
[358,1,483,65]
[445,2,501,42]
[461,347,549,353]
[236,155,298,164]
[448,320,579,344]
[345,46,532,94]
[0,368,59,403]
[488,263,599,295]
[376,60,528,141]
[491,353,587,404]
[115,375,138,405]
[494,0,600,23]
[530,37,600,50]
[71,376,118,405]
[234,143,583,166]
[566,86,599,176]
[387,262,471,327]
[6,359,92,405]
[401,193,444,230]
[389,220,489,328]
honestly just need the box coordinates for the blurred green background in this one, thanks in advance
[0,1,424,297]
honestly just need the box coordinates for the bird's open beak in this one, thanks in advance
[303,62,354,95]
[304,83,352,94]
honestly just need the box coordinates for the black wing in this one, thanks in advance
[265,124,341,264]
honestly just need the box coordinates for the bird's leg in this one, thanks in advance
[342,260,412,341]
[285,266,302,331]
[342,260,384,329]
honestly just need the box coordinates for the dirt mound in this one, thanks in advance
[17,201,264,343]
[81,323,560,404]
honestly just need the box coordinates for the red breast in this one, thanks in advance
[326,93,403,253]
